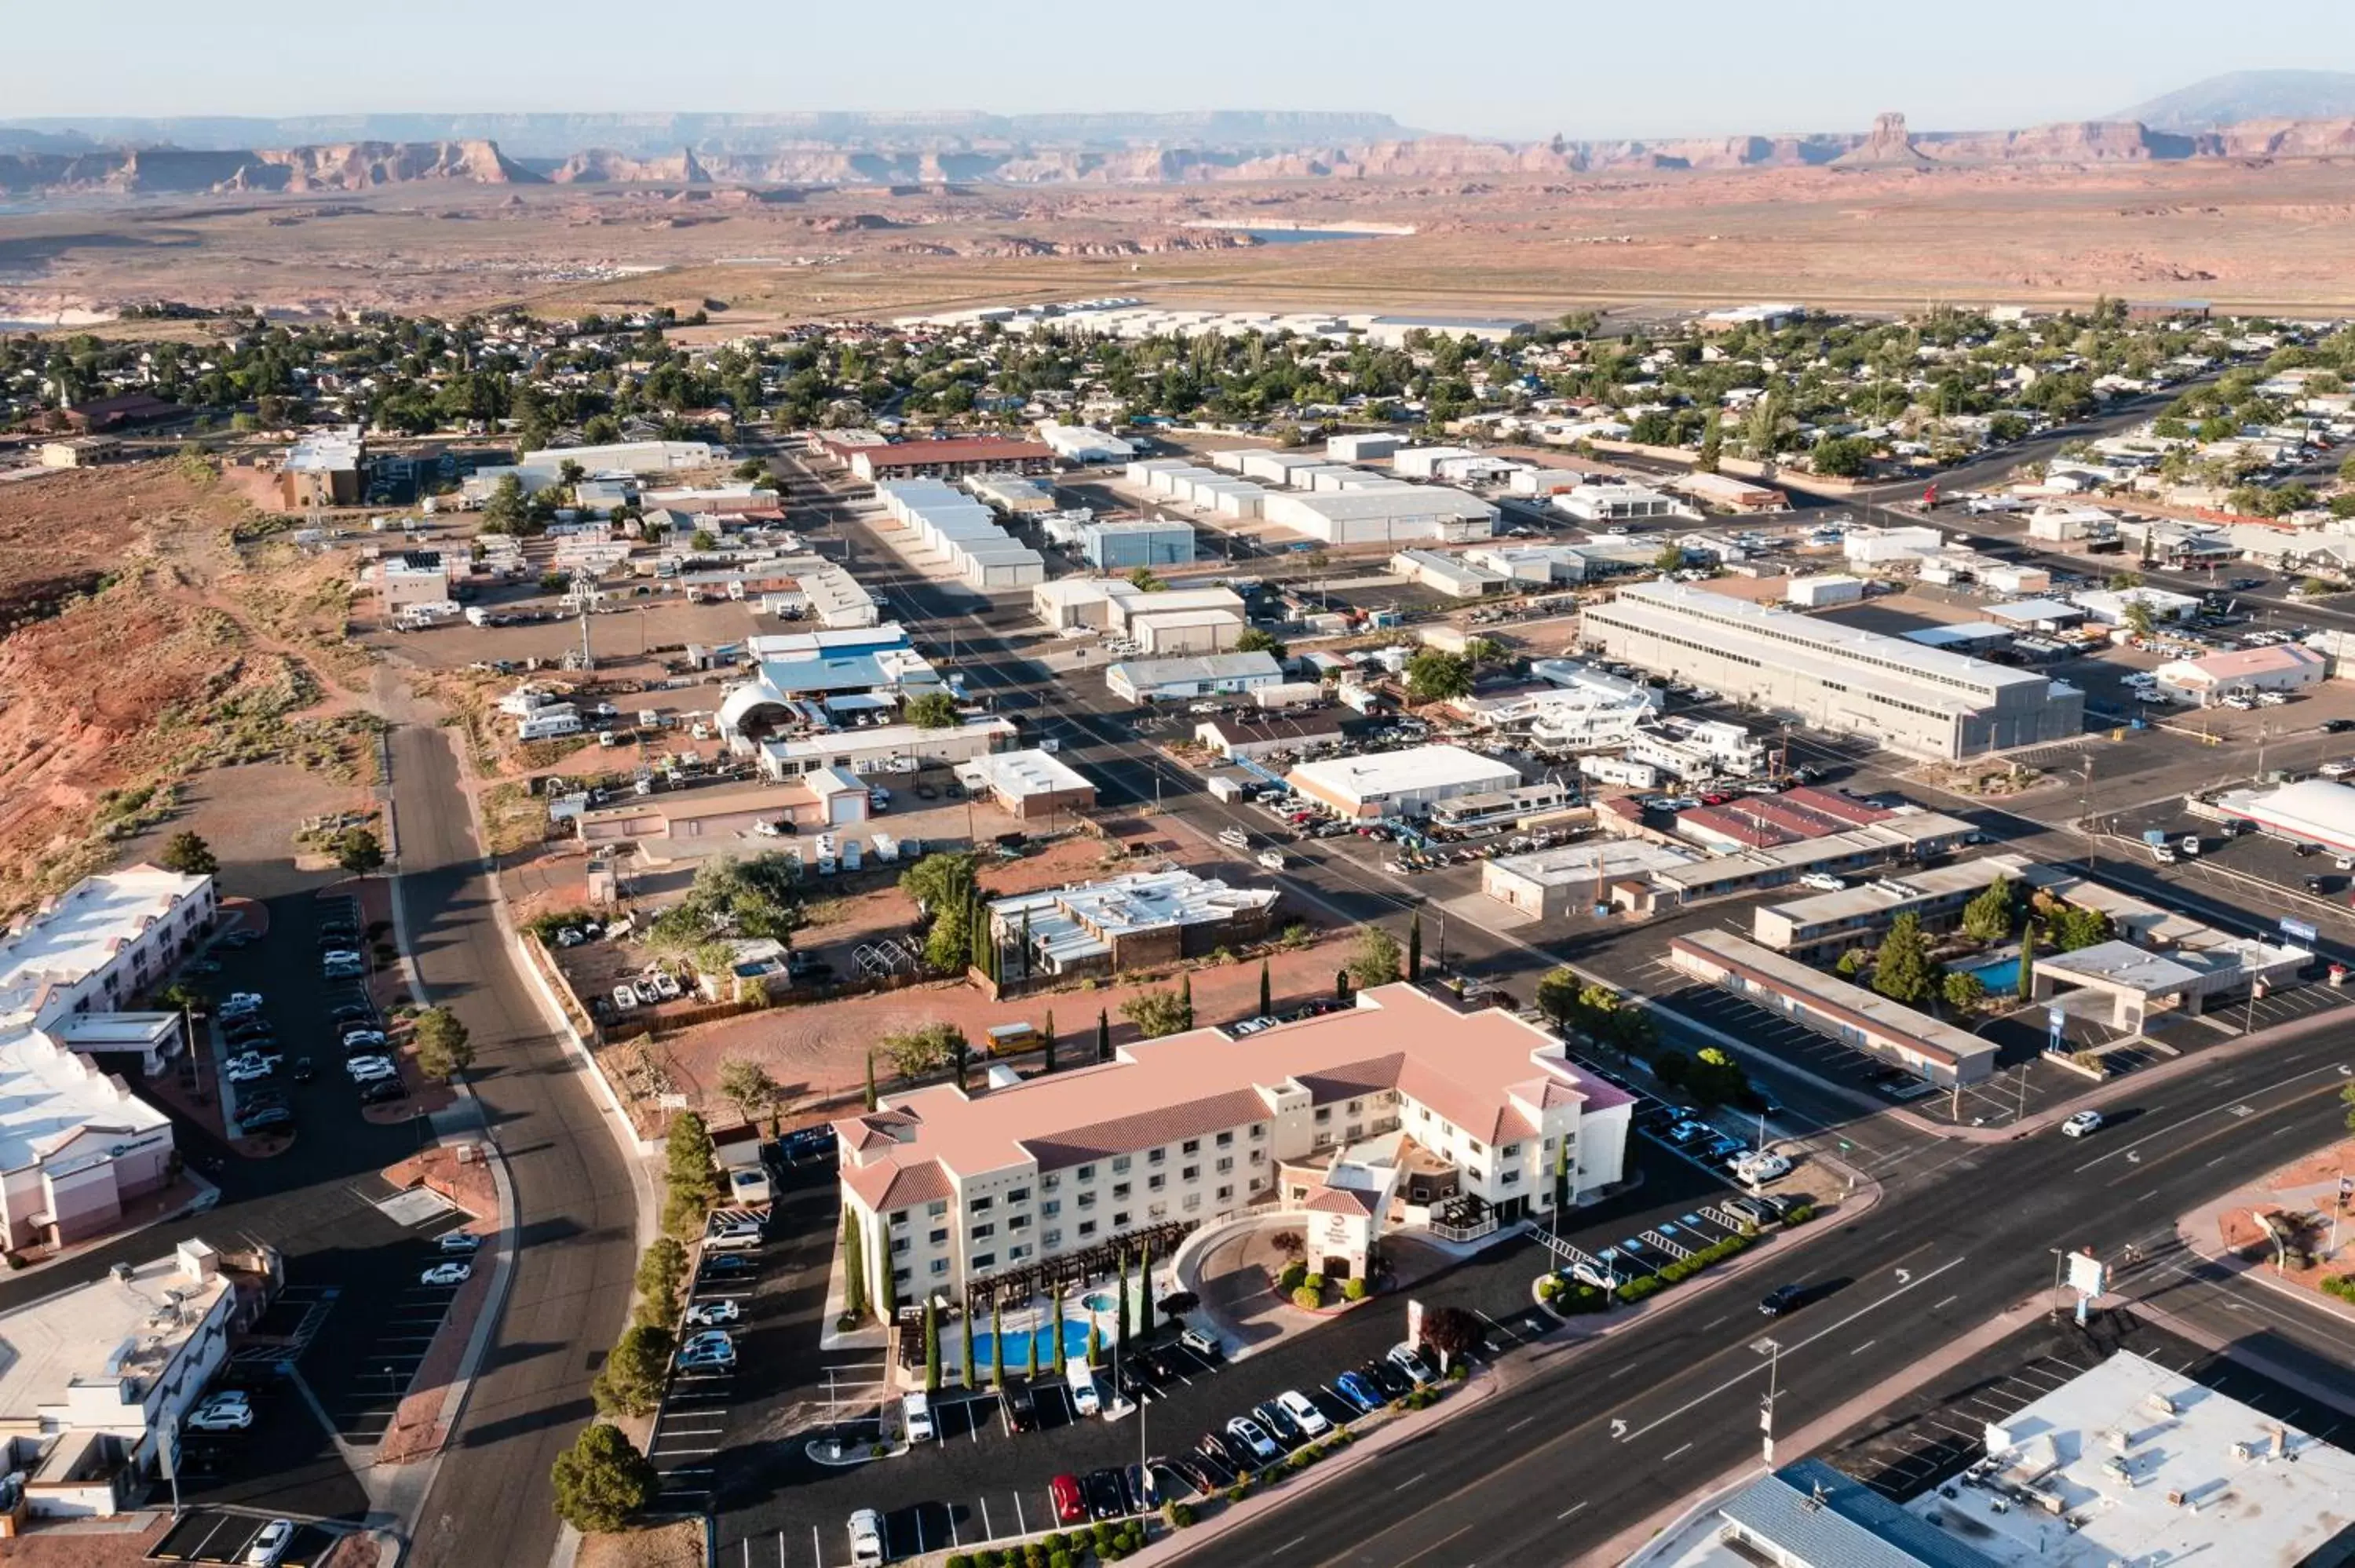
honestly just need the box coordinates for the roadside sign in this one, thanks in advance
[2282,917,2319,945]
[2047,1005,2065,1045]
[1406,1298,1424,1351]
[2066,1250,2109,1300]
[2142,829,2167,847]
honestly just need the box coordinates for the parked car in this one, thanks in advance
[1386,1343,1436,1387]
[1050,1474,1087,1526]
[1334,1371,1385,1413]
[358,1078,408,1105]
[1084,1466,1128,1520]
[421,1262,472,1287]
[225,1053,282,1084]
[1277,1388,1331,1435]
[1253,1399,1305,1448]
[1359,1358,1412,1401]
[1736,1152,1794,1185]
[1188,1438,1237,1488]
[287,1056,316,1084]
[346,1056,398,1083]
[610,985,637,1012]
[435,1231,482,1255]
[239,1105,294,1133]
[186,1401,254,1432]
[244,1519,294,1567]
[847,1508,885,1568]
[1197,1428,1249,1472]
[1001,1381,1038,1433]
[327,1002,377,1026]
[699,1254,756,1278]
[1178,1326,1223,1360]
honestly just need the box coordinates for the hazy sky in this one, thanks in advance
[15,0,2354,140]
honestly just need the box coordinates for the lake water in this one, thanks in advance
[1233,227,1389,245]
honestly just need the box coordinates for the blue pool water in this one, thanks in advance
[969,1318,1092,1368]
[1958,955,2021,991]
[1081,1290,1118,1313]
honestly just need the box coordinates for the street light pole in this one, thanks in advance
[1756,1337,1782,1466]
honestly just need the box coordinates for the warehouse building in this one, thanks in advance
[1079,517,1195,571]
[1327,433,1402,462]
[1669,930,1999,1085]
[1553,483,1680,523]
[954,749,1098,822]
[968,474,1057,514]
[878,479,1046,589]
[1581,582,2085,760]
[2211,776,2355,851]
[1196,709,1356,764]
[831,983,1630,1305]
[1130,608,1245,655]
[1286,744,1521,820]
[1389,549,1509,598]
[754,716,1017,780]
[852,438,1056,483]
[2072,586,2199,626]
[1107,651,1284,703]
[1261,487,1498,545]
[1362,314,1532,346]
[1036,421,1134,464]
[1482,841,1700,921]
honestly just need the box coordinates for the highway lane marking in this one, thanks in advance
[1851,1340,1879,1356]
[1508,1415,1535,1431]
[2078,1060,2350,1174]
[1609,1362,1639,1378]
[1558,1502,1588,1521]
[1275,1538,1306,1556]
[1615,1255,1968,1446]
[1932,1295,1958,1310]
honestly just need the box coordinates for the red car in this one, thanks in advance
[1050,1473,1087,1526]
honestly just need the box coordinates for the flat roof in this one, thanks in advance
[1914,1348,2355,1567]
[1672,930,1998,1071]
[0,1026,173,1172]
[860,438,1055,469]
[1286,744,1521,804]
[2214,777,2355,853]
[1489,841,1697,888]
[835,984,1627,1209]
[762,716,1017,760]
[2,866,210,1027]
[954,748,1094,800]
[1982,598,2083,623]
[1106,651,1283,686]
[1758,853,2032,931]
[2165,643,2327,681]
[0,1241,232,1424]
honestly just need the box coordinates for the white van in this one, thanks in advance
[848,1509,885,1566]
[1064,1359,1101,1417]
[900,1390,934,1442]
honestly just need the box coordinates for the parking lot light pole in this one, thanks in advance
[1754,1338,1781,1465]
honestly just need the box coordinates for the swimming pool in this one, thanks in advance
[1081,1290,1119,1314]
[969,1318,1092,1369]
[1957,955,2021,992]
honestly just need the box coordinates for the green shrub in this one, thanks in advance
[1042,1534,1068,1555]
[947,1556,974,1568]
[1279,1261,1307,1292]
[1305,1273,1326,1293]
[1616,1274,1663,1303]
[1343,1277,1368,1301]
[1046,1552,1072,1568]
[1448,1361,1469,1381]
[1292,1285,1323,1310]
[1229,1478,1252,1502]
[1536,1274,1564,1302]
[1784,1203,1816,1226]
[2324,1274,2355,1302]
[1167,1501,1196,1528]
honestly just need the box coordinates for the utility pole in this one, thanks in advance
[1755,1337,1782,1466]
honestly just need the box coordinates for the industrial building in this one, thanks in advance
[1466,541,1656,584]
[1451,676,1656,753]
[2071,586,2199,626]
[967,474,1057,514]
[877,478,1047,589]
[577,772,873,855]
[374,550,453,614]
[1664,471,1787,512]
[1126,459,1270,519]
[2211,776,2355,851]
[988,868,1280,979]
[1637,813,1979,906]
[1195,710,1356,764]
[1481,842,1703,921]
[1786,574,1865,609]
[1035,421,1134,464]
[1079,517,1195,571]
[1327,433,1401,462]
[1669,930,1999,1085]
[279,425,365,508]
[1552,483,1680,523]
[753,716,1017,780]
[1260,487,1498,545]
[1581,582,2085,760]
[1106,651,1284,703]
[953,749,1098,821]
[1285,744,1522,820]
[831,983,1630,1304]
[851,438,1056,483]
[1389,549,1509,598]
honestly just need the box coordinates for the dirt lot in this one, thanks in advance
[0,459,384,915]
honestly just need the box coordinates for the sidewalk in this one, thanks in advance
[2172,1134,2355,1333]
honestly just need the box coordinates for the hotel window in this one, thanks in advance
[1041,1199,1061,1218]
[928,1200,948,1217]
[894,1267,912,1287]
[970,1195,994,1213]
[1042,1173,1061,1191]
[1247,1126,1262,1142]
[972,1253,995,1271]
[1008,1187,1030,1204]
[1314,1107,1331,1123]
[1149,1202,1167,1219]
[1249,1150,1265,1165]
[1216,1185,1233,1202]
[971,1223,995,1241]
[1078,1192,1097,1209]
[1044,1229,1063,1249]
[1181,1165,1199,1182]
[1348,1099,1362,1114]
[1114,1211,1130,1227]
[1079,1220,1097,1238]
[1502,1169,1521,1186]
[1183,1139,1201,1154]
[1148,1174,1165,1191]
[1111,1155,1131,1173]
[1183,1194,1201,1211]
[1009,1245,1031,1262]
[1077,1165,1096,1182]
[1148,1148,1166,1165]
[1216,1156,1233,1173]
[929,1228,947,1247]
[1346,1125,1362,1141]
[1112,1182,1130,1200]
[1010,1213,1030,1231]
[891,1237,910,1255]
[1224,1130,1240,1146]
[889,1209,907,1229]
[929,1259,949,1276]
[1468,1138,1485,1154]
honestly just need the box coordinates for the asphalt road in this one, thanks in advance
[1172,1025,2355,1567]
[389,721,641,1568]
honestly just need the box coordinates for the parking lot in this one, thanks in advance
[710,1137,1741,1567]
[149,1508,343,1565]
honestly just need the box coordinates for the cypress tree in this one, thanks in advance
[953,1030,969,1092]
[962,1304,977,1389]
[1027,1302,1042,1380]
[1113,1252,1128,1369]
[1408,913,1423,982]
[1553,1136,1570,1213]
[990,1297,1005,1390]
[1097,1008,1112,1063]
[842,1209,867,1320]
[923,1298,940,1392]
[1337,968,1352,1003]
[878,1251,897,1318]
[1050,1289,1067,1373]
[1086,1315,1104,1369]
[1179,973,1194,1031]
[1042,1008,1057,1073]
[2017,923,2038,1003]
[863,1050,878,1112]
[1138,1238,1155,1338]
[1258,959,1272,1018]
